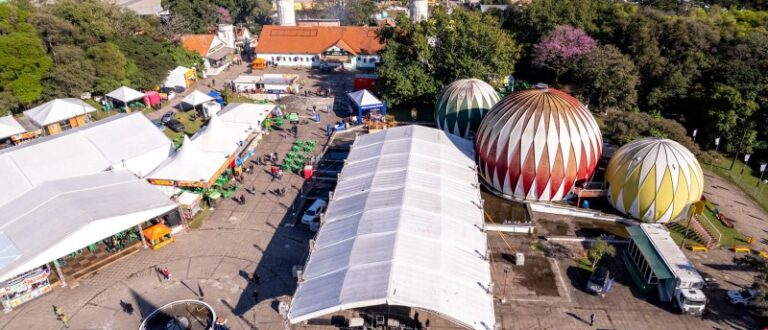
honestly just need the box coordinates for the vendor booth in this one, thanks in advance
[23,98,97,135]
[147,136,233,189]
[0,265,51,312]
[232,74,299,94]
[144,91,162,109]
[142,223,175,250]
[106,86,146,112]
[346,89,386,124]
[163,66,196,91]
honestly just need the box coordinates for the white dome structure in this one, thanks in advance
[434,79,500,139]
[605,138,704,223]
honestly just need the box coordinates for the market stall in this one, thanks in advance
[142,223,175,250]
[163,66,196,91]
[0,266,51,312]
[106,86,146,112]
[346,89,386,124]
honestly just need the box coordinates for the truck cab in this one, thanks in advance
[674,288,707,315]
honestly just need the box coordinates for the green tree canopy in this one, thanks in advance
[0,3,52,115]
[572,45,639,112]
[378,8,521,106]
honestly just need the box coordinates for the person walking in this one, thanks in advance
[251,289,258,303]
[53,305,69,328]
[589,313,596,326]
[161,267,171,281]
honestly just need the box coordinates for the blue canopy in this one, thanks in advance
[207,90,225,105]
[347,89,386,124]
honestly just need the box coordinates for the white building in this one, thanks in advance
[181,34,236,76]
[254,25,383,71]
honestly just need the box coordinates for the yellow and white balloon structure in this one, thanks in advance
[605,138,704,223]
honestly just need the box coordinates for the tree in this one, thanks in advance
[602,111,700,154]
[115,36,177,90]
[701,85,758,153]
[344,0,376,26]
[86,42,130,93]
[378,9,521,106]
[0,3,53,114]
[588,238,616,270]
[532,25,596,82]
[573,45,639,112]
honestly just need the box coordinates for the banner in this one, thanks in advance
[714,137,720,145]
[761,163,767,172]
[745,154,751,163]
[692,129,697,137]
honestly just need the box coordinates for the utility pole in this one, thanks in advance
[729,129,749,171]
[739,154,751,180]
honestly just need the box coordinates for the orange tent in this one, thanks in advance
[143,223,171,242]
[252,58,266,70]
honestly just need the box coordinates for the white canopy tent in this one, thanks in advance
[347,89,383,109]
[288,125,495,330]
[191,113,246,154]
[0,113,173,207]
[148,136,230,184]
[182,90,214,107]
[0,115,25,140]
[218,103,275,135]
[106,86,145,104]
[0,170,177,282]
[163,66,192,89]
[23,98,97,127]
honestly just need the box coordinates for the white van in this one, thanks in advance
[301,199,327,225]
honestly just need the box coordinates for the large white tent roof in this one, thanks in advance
[106,86,145,103]
[182,90,214,107]
[0,170,176,282]
[288,125,495,330]
[219,103,274,135]
[191,113,246,153]
[148,136,230,183]
[0,113,172,206]
[347,89,383,109]
[23,98,97,127]
[0,115,25,139]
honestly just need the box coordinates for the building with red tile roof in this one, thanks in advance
[254,25,383,71]
[181,34,235,77]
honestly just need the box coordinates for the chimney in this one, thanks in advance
[276,0,296,26]
[410,0,429,23]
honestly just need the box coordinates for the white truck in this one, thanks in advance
[627,224,708,316]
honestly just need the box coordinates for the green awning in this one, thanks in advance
[627,225,674,280]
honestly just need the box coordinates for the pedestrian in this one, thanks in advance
[425,319,430,329]
[53,305,63,318]
[252,274,260,284]
[270,166,278,178]
[251,289,258,302]
[313,105,316,113]
[589,313,596,326]
[239,195,246,204]
[280,187,286,196]
[161,267,171,281]
[60,314,70,328]
[212,79,216,87]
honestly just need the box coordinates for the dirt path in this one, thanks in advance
[702,169,768,251]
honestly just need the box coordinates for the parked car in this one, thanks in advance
[318,62,341,72]
[585,266,611,296]
[162,111,175,124]
[301,199,327,225]
[727,288,758,306]
[166,119,185,133]
[151,119,164,131]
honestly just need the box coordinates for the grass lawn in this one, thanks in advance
[188,207,210,230]
[163,110,205,147]
[698,207,747,247]
[701,159,768,213]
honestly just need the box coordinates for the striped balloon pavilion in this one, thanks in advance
[435,78,500,138]
[606,138,704,223]
[475,84,603,201]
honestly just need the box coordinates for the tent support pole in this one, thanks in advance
[137,224,149,249]
[52,260,67,288]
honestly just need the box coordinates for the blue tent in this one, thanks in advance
[207,90,225,105]
[346,89,386,124]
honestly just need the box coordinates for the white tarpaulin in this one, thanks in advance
[23,98,97,127]
[219,103,275,134]
[191,113,246,153]
[0,115,25,139]
[0,113,173,207]
[0,170,177,282]
[288,125,495,330]
[148,136,230,183]
[106,86,145,103]
[182,90,214,107]
[164,66,191,89]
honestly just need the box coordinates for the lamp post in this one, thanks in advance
[739,154,751,179]
[692,129,698,143]
[729,128,750,171]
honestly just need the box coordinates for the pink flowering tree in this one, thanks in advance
[532,25,597,82]
[217,7,232,24]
